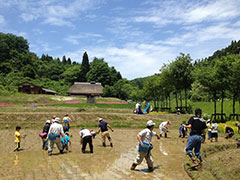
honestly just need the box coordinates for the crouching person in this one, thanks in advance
[47,117,66,156]
[80,128,93,153]
[131,120,160,172]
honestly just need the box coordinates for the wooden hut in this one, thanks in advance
[67,82,103,103]
[18,82,57,95]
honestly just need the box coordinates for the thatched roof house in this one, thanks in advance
[67,82,103,103]
[18,82,57,95]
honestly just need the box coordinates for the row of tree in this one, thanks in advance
[0,32,122,95]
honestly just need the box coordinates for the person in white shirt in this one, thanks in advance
[159,121,171,138]
[211,120,218,142]
[131,120,160,172]
[47,117,65,156]
[80,128,93,153]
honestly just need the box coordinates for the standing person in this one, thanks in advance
[206,119,212,141]
[130,120,160,172]
[61,132,71,152]
[210,121,218,142]
[47,117,65,156]
[184,108,207,167]
[98,118,114,147]
[225,126,234,139]
[79,128,93,153]
[62,114,71,131]
[40,120,51,150]
[14,126,26,152]
[159,121,171,138]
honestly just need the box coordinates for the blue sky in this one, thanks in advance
[1,0,240,80]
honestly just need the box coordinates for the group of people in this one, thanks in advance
[14,108,239,173]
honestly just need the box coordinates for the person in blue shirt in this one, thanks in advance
[98,118,114,147]
[61,132,71,152]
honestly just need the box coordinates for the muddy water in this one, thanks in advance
[0,129,190,180]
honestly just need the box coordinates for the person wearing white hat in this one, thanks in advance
[131,120,160,172]
[97,118,114,147]
[47,117,65,155]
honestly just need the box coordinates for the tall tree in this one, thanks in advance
[79,52,90,82]
[62,55,67,64]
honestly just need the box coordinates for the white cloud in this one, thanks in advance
[64,33,103,45]
[62,42,175,79]
[0,15,5,25]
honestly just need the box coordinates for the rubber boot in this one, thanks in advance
[102,142,106,147]
[110,143,113,147]
[148,166,154,172]
[165,133,167,138]
[130,163,137,170]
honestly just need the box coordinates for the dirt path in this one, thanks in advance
[0,128,190,180]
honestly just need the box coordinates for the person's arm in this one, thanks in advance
[107,124,114,132]
[156,134,160,139]
[60,127,66,141]
[184,124,192,129]
[137,134,143,145]
[98,127,101,134]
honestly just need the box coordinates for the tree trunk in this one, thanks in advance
[233,93,236,115]
[221,90,224,121]
[214,92,217,120]
[180,91,182,107]
[185,89,187,108]
[175,92,178,109]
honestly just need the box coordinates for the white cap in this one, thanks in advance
[54,117,60,122]
[46,120,51,124]
[147,120,155,126]
[99,118,103,122]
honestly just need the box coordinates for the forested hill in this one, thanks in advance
[0,32,122,95]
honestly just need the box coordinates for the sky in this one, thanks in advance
[1,0,240,80]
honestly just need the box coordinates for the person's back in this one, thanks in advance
[99,121,108,132]
[43,123,50,133]
[189,116,206,136]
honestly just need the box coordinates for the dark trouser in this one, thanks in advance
[82,135,93,153]
[63,144,69,151]
[42,137,48,150]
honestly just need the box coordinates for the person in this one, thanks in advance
[40,120,51,150]
[14,126,26,152]
[62,114,71,131]
[210,120,218,142]
[98,118,114,147]
[225,126,234,139]
[135,103,140,114]
[51,115,56,124]
[47,117,66,156]
[80,128,93,153]
[61,132,71,152]
[179,124,184,137]
[159,121,171,138]
[177,108,181,115]
[184,108,207,168]
[130,120,160,172]
[179,122,186,138]
[206,119,212,141]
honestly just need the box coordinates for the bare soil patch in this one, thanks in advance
[0,128,190,180]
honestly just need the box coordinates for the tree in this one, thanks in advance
[169,53,193,109]
[86,58,111,86]
[62,56,67,64]
[61,64,81,84]
[79,52,90,82]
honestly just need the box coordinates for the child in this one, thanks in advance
[14,126,26,152]
[131,120,160,172]
[159,121,171,138]
[207,119,212,141]
[211,120,218,142]
[61,132,71,152]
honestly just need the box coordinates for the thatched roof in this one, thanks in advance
[67,82,103,96]
[42,88,57,94]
